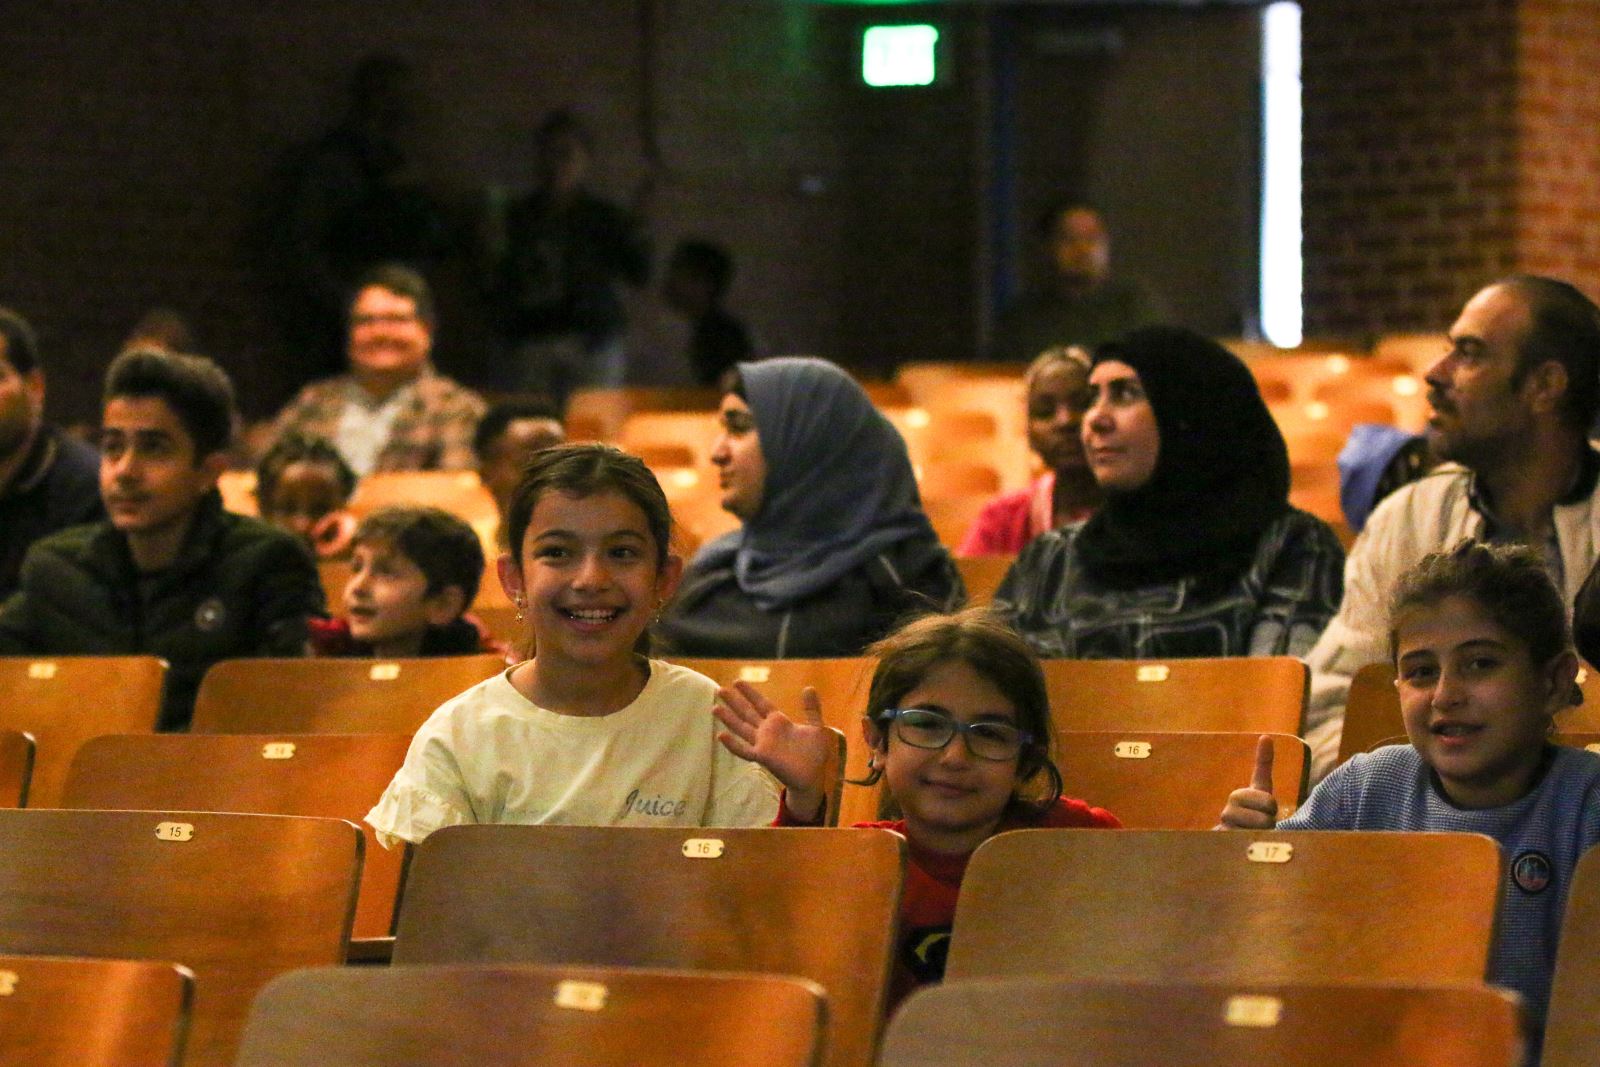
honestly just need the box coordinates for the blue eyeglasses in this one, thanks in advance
[873,707,1032,761]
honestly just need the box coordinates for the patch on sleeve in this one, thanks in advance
[1511,850,1553,895]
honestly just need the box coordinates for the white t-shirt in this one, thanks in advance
[366,659,779,847]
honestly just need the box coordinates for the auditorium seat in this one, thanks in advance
[61,733,411,943]
[879,977,1520,1067]
[952,554,1015,604]
[0,809,362,1067]
[1054,731,1309,827]
[1543,844,1600,1066]
[1041,656,1307,735]
[189,654,504,734]
[0,655,165,807]
[393,825,903,1067]
[944,829,1500,987]
[235,964,825,1067]
[0,954,194,1067]
[347,471,498,527]
[565,386,721,443]
[0,730,33,808]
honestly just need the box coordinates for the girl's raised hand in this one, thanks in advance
[1217,734,1281,830]
[713,681,835,821]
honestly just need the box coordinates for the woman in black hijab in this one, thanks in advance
[994,325,1345,659]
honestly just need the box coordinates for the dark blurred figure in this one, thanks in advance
[663,239,755,387]
[0,308,102,597]
[473,397,565,528]
[122,307,198,354]
[488,110,651,402]
[255,54,450,392]
[989,200,1164,364]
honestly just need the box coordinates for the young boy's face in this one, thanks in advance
[344,539,461,655]
[1395,594,1574,809]
[100,395,223,539]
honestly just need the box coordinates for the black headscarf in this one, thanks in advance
[1074,325,1291,590]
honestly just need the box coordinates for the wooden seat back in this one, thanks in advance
[945,829,1501,986]
[0,730,33,808]
[0,809,361,1067]
[1042,657,1308,734]
[0,655,165,807]
[668,657,881,824]
[0,955,193,1067]
[953,555,1015,605]
[393,825,902,1067]
[1544,845,1600,1066]
[236,964,825,1067]
[190,655,504,734]
[61,733,410,940]
[880,977,1521,1067]
[1054,732,1309,827]
[347,471,497,525]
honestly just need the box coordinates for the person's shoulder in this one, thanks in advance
[22,519,108,563]
[418,370,486,403]
[646,658,721,700]
[1330,744,1425,788]
[1044,795,1122,829]
[1360,463,1474,533]
[215,508,315,559]
[1547,743,1600,791]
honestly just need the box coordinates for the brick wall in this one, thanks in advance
[1302,0,1520,338]
[1303,0,1600,338]
[1515,0,1600,286]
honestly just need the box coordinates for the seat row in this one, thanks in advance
[5,817,1598,1066]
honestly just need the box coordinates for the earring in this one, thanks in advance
[513,595,525,622]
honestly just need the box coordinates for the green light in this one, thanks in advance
[862,25,938,87]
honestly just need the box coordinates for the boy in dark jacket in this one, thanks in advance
[0,348,323,730]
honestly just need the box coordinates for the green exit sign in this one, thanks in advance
[862,25,939,87]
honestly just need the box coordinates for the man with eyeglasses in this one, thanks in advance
[268,263,485,476]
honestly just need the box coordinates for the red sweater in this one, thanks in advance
[778,795,1121,1008]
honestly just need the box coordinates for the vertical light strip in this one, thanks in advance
[1260,2,1303,348]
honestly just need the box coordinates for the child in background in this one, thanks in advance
[958,345,1101,557]
[309,505,505,659]
[367,444,778,848]
[714,607,1119,1007]
[1219,540,1600,1058]
[255,431,357,558]
[473,397,566,531]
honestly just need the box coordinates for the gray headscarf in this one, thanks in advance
[694,357,938,611]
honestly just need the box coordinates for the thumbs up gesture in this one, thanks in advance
[1217,735,1281,830]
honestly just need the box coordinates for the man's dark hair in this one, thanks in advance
[473,396,565,460]
[669,240,736,300]
[350,262,436,331]
[354,505,485,606]
[0,307,40,375]
[103,348,235,459]
[1499,275,1600,432]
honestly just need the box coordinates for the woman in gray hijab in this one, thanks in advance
[655,357,964,658]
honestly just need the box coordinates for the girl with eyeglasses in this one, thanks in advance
[714,607,1119,1008]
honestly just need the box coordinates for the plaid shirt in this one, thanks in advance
[271,366,486,473]
[994,508,1345,660]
